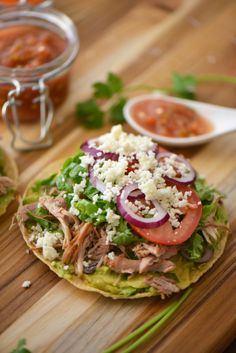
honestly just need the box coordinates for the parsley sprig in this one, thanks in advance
[75,71,236,129]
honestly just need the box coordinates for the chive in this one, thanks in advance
[196,74,236,85]
[102,288,192,353]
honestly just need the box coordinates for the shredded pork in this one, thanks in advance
[21,196,179,279]
[17,202,37,222]
[62,222,93,275]
[39,196,80,247]
[145,276,180,299]
[133,243,178,259]
[104,254,175,274]
[0,176,14,195]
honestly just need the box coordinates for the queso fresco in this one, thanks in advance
[131,99,214,138]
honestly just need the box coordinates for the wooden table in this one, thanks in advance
[0,0,236,352]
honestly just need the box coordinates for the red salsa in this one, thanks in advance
[0,0,44,4]
[131,99,214,138]
[0,25,69,122]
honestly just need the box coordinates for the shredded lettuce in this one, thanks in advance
[27,211,58,230]
[56,151,86,193]
[194,177,222,205]
[112,219,144,245]
[182,233,205,261]
[32,173,57,193]
[74,198,108,225]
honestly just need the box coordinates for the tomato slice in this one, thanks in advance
[130,185,202,245]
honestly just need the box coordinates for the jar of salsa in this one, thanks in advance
[0,0,52,9]
[0,8,79,150]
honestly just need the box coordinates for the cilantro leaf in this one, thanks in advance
[93,72,123,98]
[172,72,197,99]
[110,97,127,124]
[76,99,104,128]
[107,72,123,94]
[93,82,112,98]
[10,339,31,353]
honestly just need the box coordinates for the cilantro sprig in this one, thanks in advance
[10,339,31,353]
[76,73,127,128]
[75,71,236,129]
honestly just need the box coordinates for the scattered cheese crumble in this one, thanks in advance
[93,125,155,155]
[30,229,64,261]
[87,126,193,227]
[106,208,120,226]
[22,280,31,288]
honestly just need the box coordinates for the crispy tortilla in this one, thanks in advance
[18,160,230,299]
[0,146,18,216]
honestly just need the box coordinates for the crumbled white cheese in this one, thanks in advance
[80,154,95,168]
[74,179,87,194]
[63,265,69,270]
[84,127,195,227]
[22,280,31,288]
[83,260,89,267]
[94,125,155,155]
[107,251,115,260]
[95,208,103,215]
[35,231,63,261]
[105,225,117,244]
[92,194,99,203]
[29,224,43,242]
[106,208,120,226]
[69,204,80,216]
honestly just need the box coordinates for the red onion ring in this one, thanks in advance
[128,189,145,202]
[81,140,119,161]
[181,247,213,263]
[195,247,213,263]
[89,167,106,193]
[152,143,159,156]
[117,183,169,229]
[158,151,195,185]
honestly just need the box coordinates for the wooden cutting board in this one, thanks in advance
[0,0,236,352]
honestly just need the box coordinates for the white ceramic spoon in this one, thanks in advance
[123,93,236,147]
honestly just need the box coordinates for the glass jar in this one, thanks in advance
[0,0,52,9]
[0,8,79,150]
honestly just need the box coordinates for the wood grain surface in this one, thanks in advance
[0,0,236,352]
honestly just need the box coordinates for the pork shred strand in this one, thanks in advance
[0,176,14,195]
[145,276,180,299]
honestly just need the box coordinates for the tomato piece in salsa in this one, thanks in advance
[131,99,214,138]
[0,26,66,68]
[0,26,69,122]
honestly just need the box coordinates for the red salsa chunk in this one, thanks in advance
[131,99,214,138]
[0,0,44,4]
[0,26,66,68]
